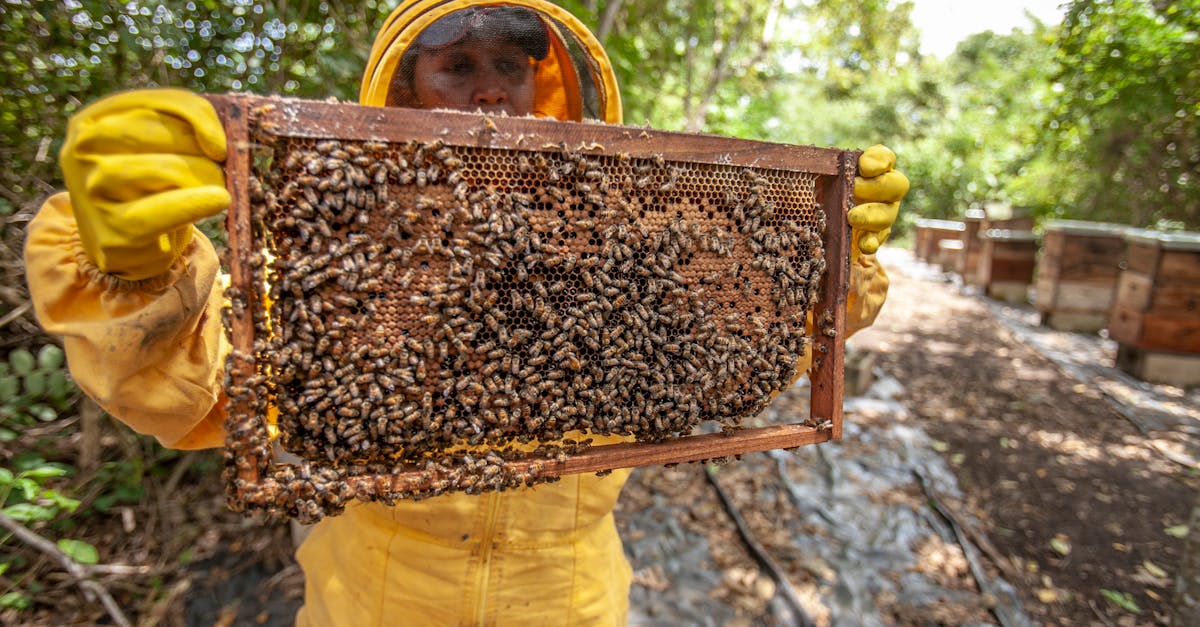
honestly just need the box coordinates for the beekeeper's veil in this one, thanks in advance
[361,0,622,123]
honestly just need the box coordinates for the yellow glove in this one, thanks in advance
[59,88,229,281]
[849,144,909,254]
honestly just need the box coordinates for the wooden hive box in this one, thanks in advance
[207,94,858,521]
[936,238,964,272]
[913,222,932,261]
[1033,220,1128,332]
[978,228,1038,303]
[1109,229,1200,387]
[914,218,965,263]
[957,209,986,284]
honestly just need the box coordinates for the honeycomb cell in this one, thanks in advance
[223,105,837,520]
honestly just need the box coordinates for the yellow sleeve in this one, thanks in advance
[24,192,229,449]
[845,250,889,338]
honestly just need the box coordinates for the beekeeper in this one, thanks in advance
[25,1,908,624]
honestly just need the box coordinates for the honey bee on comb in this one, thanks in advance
[211,95,851,521]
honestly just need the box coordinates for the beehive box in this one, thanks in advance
[1033,220,1128,332]
[1109,229,1200,386]
[979,228,1038,303]
[914,218,965,262]
[957,209,985,283]
[207,94,856,521]
[935,238,963,272]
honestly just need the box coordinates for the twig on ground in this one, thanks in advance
[913,478,1021,583]
[704,463,816,627]
[137,577,192,627]
[1087,599,1118,627]
[914,469,1032,627]
[77,396,104,471]
[0,511,132,627]
[0,301,30,330]
[162,450,199,495]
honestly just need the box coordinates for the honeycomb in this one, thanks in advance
[211,94,852,522]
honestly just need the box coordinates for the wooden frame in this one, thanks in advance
[207,93,854,518]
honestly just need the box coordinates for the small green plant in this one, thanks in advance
[0,461,78,523]
[1,455,99,611]
[0,345,77,441]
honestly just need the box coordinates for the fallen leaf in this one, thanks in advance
[1142,560,1167,579]
[1037,588,1058,603]
[1165,524,1189,538]
[1100,588,1142,614]
[1050,535,1071,556]
[632,566,671,592]
[931,440,949,452]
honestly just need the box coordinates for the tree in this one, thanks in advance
[0,0,393,209]
[560,0,787,136]
[900,26,1059,221]
[1048,0,1200,229]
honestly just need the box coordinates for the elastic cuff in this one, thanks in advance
[72,246,191,294]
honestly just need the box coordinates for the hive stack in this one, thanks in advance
[1033,220,1127,332]
[1109,229,1200,387]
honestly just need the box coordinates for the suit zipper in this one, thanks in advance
[473,491,502,624]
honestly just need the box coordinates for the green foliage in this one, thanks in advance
[0,590,32,610]
[0,456,79,522]
[901,26,1059,221]
[561,0,795,137]
[55,539,100,565]
[0,0,395,204]
[0,345,77,442]
[89,461,148,513]
[0,455,97,616]
[798,0,920,98]
[1048,0,1200,228]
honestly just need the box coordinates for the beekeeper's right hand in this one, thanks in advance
[59,88,229,281]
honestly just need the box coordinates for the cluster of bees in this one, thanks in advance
[222,119,828,521]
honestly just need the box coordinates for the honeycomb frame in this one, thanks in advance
[208,94,855,521]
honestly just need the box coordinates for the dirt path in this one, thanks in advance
[616,248,1200,626]
[862,250,1199,625]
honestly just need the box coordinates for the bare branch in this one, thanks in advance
[596,0,625,43]
[0,511,133,627]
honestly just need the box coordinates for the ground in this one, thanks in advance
[3,248,1197,626]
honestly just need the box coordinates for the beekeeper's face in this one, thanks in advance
[411,37,537,116]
